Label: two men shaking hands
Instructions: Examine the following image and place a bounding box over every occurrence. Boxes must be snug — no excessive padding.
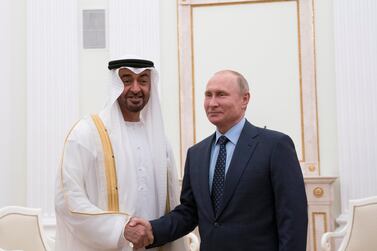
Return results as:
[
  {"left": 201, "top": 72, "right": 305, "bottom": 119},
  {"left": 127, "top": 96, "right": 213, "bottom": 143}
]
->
[{"left": 124, "top": 218, "right": 153, "bottom": 249}]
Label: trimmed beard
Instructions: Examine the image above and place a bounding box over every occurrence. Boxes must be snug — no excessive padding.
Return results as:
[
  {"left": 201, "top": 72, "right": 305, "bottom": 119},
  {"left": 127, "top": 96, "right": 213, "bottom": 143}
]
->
[{"left": 118, "top": 95, "right": 149, "bottom": 113}]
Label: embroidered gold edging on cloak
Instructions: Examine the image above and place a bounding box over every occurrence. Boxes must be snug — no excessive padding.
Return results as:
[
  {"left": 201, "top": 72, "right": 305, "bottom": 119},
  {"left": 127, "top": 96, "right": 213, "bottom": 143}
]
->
[
  {"left": 91, "top": 114, "right": 120, "bottom": 212},
  {"left": 59, "top": 116, "right": 129, "bottom": 216}
]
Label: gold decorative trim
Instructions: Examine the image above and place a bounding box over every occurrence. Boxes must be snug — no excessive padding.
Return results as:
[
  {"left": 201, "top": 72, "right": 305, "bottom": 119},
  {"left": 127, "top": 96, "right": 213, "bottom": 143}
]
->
[
  {"left": 308, "top": 164, "right": 316, "bottom": 172},
  {"left": 189, "top": 0, "right": 296, "bottom": 7},
  {"left": 313, "top": 187, "right": 324, "bottom": 198},
  {"left": 312, "top": 0, "right": 321, "bottom": 175},
  {"left": 190, "top": 7, "right": 197, "bottom": 143},
  {"left": 177, "top": 0, "right": 184, "bottom": 173},
  {"left": 59, "top": 118, "right": 130, "bottom": 217},
  {"left": 312, "top": 212, "right": 328, "bottom": 251},
  {"left": 91, "top": 114, "right": 119, "bottom": 212},
  {"left": 295, "top": 0, "right": 306, "bottom": 162}
]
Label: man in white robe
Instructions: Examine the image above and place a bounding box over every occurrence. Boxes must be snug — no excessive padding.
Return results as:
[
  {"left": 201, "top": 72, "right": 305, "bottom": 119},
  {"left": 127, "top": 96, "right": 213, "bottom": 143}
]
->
[{"left": 55, "top": 55, "right": 188, "bottom": 251}]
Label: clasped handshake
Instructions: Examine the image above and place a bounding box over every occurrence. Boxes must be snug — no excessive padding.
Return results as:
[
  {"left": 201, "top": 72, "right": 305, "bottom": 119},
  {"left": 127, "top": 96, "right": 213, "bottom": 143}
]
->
[{"left": 124, "top": 217, "right": 154, "bottom": 249}]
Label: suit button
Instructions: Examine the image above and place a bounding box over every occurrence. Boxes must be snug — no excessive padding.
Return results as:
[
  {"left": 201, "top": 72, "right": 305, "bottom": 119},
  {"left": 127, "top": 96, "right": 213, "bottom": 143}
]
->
[{"left": 214, "top": 222, "right": 219, "bottom": 227}]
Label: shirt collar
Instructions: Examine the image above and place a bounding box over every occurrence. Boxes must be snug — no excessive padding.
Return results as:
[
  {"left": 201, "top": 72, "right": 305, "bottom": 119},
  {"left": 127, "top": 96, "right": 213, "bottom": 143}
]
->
[{"left": 215, "top": 117, "right": 246, "bottom": 145}]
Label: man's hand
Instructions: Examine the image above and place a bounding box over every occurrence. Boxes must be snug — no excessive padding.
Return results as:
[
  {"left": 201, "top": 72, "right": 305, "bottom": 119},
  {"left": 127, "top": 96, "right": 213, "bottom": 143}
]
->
[{"left": 124, "top": 217, "right": 154, "bottom": 249}]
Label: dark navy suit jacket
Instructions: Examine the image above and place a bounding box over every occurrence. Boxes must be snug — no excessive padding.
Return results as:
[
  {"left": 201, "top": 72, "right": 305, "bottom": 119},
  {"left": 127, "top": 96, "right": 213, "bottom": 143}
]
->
[{"left": 150, "top": 121, "right": 308, "bottom": 251}]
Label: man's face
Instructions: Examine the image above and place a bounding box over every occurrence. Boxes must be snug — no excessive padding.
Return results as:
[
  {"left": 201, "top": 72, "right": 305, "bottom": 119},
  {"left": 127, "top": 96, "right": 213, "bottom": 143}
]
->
[
  {"left": 117, "top": 68, "right": 151, "bottom": 115},
  {"left": 204, "top": 72, "right": 249, "bottom": 133}
]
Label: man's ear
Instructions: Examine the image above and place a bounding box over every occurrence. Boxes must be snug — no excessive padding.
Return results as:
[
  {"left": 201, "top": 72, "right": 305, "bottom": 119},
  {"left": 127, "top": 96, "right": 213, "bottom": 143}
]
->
[{"left": 241, "top": 92, "right": 250, "bottom": 110}]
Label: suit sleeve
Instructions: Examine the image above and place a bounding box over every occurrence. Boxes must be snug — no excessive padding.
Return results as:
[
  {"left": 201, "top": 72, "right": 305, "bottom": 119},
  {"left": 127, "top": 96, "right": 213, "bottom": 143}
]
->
[
  {"left": 149, "top": 148, "right": 198, "bottom": 247},
  {"left": 270, "top": 134, "right": 308, "bottom": 251}
]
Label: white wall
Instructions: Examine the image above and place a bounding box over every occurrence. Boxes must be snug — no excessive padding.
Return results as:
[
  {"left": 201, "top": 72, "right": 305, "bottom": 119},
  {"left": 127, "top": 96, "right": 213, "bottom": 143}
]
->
[
  {"left": 26, "top": 0, "right": 80, "bottom": 226},
  {"left": 334, "top": 0, "right": 377, "bottom": 214},
  {"left": 159, "top": 0, "right": 181, "bottom": 171},
  {"left": 0, "top": 0, "right": 27, "bottom": 207},
  {"left": 79, "top": 0, "right": 109, "bottom": 116}
]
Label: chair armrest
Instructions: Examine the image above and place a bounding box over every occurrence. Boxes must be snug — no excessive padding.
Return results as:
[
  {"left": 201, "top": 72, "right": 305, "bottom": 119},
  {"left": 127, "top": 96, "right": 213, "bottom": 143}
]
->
[
  {"left": 46, "top": 235, "right": 55, "bottom": 251},
  {"left": 321, "top": 226, "right": 347, "bottom": 251},
  {"left": 187, "top": 233, "right": 199, "bottom": 251}
]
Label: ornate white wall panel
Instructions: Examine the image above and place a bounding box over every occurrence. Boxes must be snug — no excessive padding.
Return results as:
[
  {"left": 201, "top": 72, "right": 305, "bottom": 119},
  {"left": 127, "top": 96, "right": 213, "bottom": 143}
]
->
[
  {"left": 108, "top": 0, "right": 160, "bottom": 68},
  {"left": 334, "top": 0, "right": 377, "bottom": 212},
  {"left": 177, "top": 0, "right": 320, "bottom": 175},
  {"left": 27, "top": 0, "right": 80, "bottom": 227}
]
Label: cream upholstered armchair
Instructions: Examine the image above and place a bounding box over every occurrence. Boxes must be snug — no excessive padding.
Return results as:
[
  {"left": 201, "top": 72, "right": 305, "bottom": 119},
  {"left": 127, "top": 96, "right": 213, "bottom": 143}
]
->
[
  {"left": 321, "top": 196, "right": 377, "bottom": 251},
  {"left": 0, "top": 206, "right": 54, "bottom": 251},
  {"left": 0, "top": 206, "right": 196, "bottom": 251}
]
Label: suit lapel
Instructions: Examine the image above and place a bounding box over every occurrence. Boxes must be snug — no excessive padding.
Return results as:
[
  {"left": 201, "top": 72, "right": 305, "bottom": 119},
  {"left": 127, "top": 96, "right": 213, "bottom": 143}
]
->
[
  {"left": 216, "top": 121, "right": 259, "bottom": 218},
  {"left": 198, "top": 133, "right": 216, "bottom": 219}
]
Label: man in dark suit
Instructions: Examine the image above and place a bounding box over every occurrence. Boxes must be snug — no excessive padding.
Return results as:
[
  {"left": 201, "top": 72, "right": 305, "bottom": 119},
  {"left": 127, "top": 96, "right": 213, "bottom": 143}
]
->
[{"left": 126, "top": 70, "right": 308, "bottom": 251}]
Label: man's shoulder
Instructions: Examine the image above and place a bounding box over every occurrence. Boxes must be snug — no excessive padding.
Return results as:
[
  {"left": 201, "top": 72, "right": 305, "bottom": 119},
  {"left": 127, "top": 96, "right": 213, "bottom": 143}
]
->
[
  {"left": 66, "top": 115, "right": 98, "bottom": 142},
  {"left": 189, "top": 134, "right": 214, "bottom": 153},
  {"left": 250, "top": 123, "right": 293, "bottom": 145},
  {"left": 255, "top": 126, "right": 286, "bottom": 138},
  {"left": 62, "top": 115, "right": 103, "bottom": 157}
]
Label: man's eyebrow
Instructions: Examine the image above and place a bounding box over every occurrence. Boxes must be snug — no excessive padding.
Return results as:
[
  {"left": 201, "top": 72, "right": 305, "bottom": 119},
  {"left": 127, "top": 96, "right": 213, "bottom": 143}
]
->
[
  {"left": 120, "top": 73, "right": 133, "bottom": 78},
  {"left": 139, "top": 73, "right": 150, "bottom": 78}
]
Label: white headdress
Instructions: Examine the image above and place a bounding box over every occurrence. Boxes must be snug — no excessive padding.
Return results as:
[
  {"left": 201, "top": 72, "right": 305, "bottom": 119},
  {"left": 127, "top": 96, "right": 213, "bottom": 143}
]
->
[{"left": 99, "top": 54, "right": 168, "bottom": 216}]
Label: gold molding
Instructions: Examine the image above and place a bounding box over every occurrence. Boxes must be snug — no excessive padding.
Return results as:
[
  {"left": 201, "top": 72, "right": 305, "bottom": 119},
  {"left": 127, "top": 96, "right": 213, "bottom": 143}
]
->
[
  {"left": 312, "top": 212, "right": 328, "bottom": 251},
  {"left": 295, "top": 0, "right": 306, "bottom": 162},
  {"left": 177, "top": 0, "right": 184, "bottom": 173},
  {"left": 312, "top": 0, "right": 321, "bottom": 175},
  {"left": 308, "top": 164, "right": 316, "bottom": 172},
  {"left": 313, "top": 187, "right": 324, "bottom": 198},
  {"left": 187, "top": 0, "right": 296, "bottom": 7},
  {"left": 190, "top": 7, "right": 197, "bottom": 143}
]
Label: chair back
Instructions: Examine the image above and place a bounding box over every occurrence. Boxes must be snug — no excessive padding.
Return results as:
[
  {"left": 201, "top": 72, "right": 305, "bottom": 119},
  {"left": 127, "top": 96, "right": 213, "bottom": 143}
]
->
[
  {"left": 340, "top": 196, "right": 377, "bottom": 251},
  {"left": 0, "top": 206, "right": 49, "bottom": 251}
]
